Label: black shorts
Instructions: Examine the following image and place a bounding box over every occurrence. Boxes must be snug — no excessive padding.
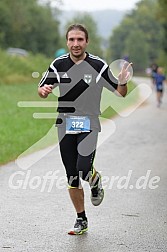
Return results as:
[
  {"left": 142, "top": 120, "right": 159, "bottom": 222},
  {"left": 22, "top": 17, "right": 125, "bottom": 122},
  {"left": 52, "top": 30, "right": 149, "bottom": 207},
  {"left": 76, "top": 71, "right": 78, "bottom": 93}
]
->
[
  {"left": 58, "top": 127, "right": 98, "bottom": 188},
  {"left": 156, "top": 89, "right": 163, "bottom": 93}
]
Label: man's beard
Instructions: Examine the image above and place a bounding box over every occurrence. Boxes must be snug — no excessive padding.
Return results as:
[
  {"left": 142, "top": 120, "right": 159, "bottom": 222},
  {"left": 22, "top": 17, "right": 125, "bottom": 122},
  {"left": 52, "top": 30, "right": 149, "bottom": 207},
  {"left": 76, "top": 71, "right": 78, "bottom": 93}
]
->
[{"left": 71, "top": 49, "right": 84, "bottom": 58}]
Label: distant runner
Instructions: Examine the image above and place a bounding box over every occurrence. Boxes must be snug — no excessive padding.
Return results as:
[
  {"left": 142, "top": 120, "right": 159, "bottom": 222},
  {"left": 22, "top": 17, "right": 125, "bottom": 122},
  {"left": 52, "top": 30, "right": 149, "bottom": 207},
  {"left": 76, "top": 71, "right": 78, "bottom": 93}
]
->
[{"left": 152, "top": 67, "right": 166, "bottom": 107}]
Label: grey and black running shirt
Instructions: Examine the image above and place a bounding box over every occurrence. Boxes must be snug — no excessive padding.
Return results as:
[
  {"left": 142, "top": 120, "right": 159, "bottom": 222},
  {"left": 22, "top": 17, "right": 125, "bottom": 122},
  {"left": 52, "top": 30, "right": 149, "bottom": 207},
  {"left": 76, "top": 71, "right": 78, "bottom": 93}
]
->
[{"left": 39, "top": 52, "right": 118, "bottom": 130}]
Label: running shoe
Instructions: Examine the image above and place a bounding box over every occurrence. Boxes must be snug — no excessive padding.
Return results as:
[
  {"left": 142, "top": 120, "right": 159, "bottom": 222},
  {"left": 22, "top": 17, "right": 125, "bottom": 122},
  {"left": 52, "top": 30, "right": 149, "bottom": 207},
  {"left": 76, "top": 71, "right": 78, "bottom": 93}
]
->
[
  {"left": 68, "top": 217, "right": 88, "bottom": 235},
  {"left": 90, "top": 172, "right": 104, "bottom": 206}
]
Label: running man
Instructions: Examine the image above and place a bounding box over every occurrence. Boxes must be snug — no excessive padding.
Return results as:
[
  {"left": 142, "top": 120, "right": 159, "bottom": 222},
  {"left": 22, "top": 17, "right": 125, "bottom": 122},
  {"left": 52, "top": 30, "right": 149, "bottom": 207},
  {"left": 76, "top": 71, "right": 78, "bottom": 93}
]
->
[
  {"left": 38, "top": 24, "right": 132, "bottom": 235},
  {"left": 152, "top": 67, "right": 166, "bottom": 107}
]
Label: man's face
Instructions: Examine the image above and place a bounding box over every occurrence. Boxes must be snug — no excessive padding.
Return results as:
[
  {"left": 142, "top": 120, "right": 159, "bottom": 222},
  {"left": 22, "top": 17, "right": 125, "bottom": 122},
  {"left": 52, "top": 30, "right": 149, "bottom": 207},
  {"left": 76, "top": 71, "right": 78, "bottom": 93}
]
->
[{"left": 67, "top": 29, "right": 88, "bottom": 58}]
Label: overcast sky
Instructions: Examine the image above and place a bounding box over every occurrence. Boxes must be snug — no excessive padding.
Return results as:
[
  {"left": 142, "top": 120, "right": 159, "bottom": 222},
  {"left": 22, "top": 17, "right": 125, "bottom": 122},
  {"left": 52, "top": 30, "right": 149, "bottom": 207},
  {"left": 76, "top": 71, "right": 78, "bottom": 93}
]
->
[{"left": 55, "top": 0, "right": 140, "bottom": 11}]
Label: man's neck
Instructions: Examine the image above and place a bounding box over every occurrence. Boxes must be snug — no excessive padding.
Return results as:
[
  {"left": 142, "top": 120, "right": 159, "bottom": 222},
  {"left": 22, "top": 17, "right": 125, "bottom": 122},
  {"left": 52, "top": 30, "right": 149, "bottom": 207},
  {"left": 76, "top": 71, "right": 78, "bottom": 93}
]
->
[{"left": 70, "top": 52, "right": 87, "bottom": 64}]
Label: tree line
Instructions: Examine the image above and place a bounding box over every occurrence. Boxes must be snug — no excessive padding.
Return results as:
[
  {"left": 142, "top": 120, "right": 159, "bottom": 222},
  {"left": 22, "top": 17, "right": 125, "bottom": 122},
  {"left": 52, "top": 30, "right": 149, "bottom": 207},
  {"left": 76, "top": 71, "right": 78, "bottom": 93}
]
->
[
  {"left": 0, "top": 0, "right": 166, "bottom": 72},
  {"left": 0, "top": 0, "right": 103, "bottom": 57},
  {"left": 0, "top": 0, "right": 61, "bottom": 56}
]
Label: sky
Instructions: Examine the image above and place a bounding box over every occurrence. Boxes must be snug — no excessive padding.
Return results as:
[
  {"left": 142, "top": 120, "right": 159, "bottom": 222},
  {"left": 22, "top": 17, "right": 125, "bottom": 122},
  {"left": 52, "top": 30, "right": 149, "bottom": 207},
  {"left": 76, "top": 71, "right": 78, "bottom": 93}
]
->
[{"left": 54, "top": 0, "right": 140, "bottom": 11}]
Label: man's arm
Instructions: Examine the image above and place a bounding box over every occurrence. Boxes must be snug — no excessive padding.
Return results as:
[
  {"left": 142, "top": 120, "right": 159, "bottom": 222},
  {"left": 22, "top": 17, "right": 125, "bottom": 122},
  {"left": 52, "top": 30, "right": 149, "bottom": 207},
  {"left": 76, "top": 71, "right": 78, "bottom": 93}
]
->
[
  {"left": 100, "top": 62, "right": 132, "bottom": 97},
  {"left": 116, "top": 84, "right": 127, "bottom": 97}
]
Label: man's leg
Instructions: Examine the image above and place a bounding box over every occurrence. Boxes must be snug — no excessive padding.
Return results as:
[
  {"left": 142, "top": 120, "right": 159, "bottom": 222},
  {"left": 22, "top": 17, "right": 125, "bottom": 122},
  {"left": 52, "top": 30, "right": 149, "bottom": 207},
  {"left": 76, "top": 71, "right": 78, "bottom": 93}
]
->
[
  {"left": 68, "top": 188, "right": 85, "bottom": 213},
  {"left": 58, "top": 128, "right": 88, "bottom": 234},
  {"left": 77, "top": 131, "right": 104, "bottom": 206},
  {"left": 157, "top": 91, "right": 161, "bottom": 107},
  {"left": 58, "top": 130, "right": 83, "bottom": 210}
]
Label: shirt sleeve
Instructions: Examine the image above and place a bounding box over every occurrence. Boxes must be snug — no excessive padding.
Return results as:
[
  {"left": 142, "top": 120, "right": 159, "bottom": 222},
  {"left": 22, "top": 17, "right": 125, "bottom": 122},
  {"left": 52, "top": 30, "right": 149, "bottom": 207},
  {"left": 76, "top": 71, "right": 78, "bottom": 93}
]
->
[
  {"left": 100, "top": 66, "right": 118, "bottom": 92},
  {"left": 38, "top": 63, "right": 59, "bottom": 87}
]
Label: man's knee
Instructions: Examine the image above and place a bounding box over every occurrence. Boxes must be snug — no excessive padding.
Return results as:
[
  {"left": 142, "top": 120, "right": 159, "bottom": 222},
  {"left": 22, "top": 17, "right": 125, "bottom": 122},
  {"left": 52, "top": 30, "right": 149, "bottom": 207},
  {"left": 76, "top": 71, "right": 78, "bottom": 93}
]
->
[{"left": 67, "top": 174, "right": 80, "bottom": 188}]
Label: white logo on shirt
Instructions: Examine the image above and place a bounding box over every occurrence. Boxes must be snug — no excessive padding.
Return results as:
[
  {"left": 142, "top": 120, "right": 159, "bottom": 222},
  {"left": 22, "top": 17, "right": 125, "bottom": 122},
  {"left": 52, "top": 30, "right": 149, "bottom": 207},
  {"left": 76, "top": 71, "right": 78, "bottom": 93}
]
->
[
  {"left": 84, "top": 74, "right": 92, "bottom": 84},
  {"left": 62, "top": 73, "right": 69, "bottom": 78}
]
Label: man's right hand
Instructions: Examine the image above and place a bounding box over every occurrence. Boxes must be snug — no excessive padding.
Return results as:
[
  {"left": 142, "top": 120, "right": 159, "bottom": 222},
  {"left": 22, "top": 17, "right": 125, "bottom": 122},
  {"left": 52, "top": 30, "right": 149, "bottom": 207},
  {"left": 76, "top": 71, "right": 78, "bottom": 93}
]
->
[{"left": 38, "top": 84, "right": 53, "bottom": 98}]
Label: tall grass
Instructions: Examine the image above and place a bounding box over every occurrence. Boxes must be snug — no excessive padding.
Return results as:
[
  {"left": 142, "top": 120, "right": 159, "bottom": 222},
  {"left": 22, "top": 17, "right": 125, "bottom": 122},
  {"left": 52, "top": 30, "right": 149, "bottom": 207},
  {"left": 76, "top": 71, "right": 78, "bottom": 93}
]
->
[
  {"left": 0, "top": 49, "right": 52, "bottom": 84},
  {"left": 0, "top": 83, "right": 57, "bottom": 164}
]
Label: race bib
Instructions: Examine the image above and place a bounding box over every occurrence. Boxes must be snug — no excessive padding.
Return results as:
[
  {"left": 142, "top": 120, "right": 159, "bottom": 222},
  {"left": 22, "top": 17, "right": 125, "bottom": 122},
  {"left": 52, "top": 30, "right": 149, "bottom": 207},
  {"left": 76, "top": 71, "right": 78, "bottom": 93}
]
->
[{"left": 66, "top": 116, "right": 90, "bottom": 134}]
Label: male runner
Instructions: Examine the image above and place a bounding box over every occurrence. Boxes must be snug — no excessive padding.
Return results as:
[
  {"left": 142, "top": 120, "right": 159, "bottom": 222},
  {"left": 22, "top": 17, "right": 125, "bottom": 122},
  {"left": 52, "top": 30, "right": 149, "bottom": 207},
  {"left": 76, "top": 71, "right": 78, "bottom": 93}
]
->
[{"left": 38, "top": 24, "right": 131, "bottom": 235}]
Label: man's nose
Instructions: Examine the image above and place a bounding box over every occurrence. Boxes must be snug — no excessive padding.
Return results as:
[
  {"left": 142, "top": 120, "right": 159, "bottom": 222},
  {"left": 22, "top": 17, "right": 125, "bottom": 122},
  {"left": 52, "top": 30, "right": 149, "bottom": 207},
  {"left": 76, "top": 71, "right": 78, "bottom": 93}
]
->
[{"left": 73, "top": 39, "right": 79, "bottom": 46}]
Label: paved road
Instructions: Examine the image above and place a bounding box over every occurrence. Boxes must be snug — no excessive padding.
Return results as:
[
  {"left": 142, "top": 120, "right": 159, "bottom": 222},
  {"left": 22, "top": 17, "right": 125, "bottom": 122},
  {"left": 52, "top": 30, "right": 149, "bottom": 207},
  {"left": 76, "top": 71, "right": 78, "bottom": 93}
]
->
[{"left": 0, "top": 77, "right": 167, "bottom": 252}]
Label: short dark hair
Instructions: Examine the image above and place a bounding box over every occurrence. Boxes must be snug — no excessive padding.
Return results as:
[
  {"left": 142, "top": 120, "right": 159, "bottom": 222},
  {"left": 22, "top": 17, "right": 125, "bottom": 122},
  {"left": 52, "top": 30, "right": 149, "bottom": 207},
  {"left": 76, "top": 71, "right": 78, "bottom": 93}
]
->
[{"left": 66, "top": 24, "right": 89, "bottom": 42}]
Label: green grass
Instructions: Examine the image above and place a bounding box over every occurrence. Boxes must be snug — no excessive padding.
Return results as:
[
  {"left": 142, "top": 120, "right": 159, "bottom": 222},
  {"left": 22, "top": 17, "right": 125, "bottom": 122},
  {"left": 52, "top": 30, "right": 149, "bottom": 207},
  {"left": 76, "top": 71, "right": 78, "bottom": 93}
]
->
[
  {"left": 0, "top": 83, "right": 57, "bottom": 164},
  {"left": 0, "top": 49, "right": 57, "bottom": 164},
  {"left": 100, "top": 81, "right": 138, "bottom": 119}
]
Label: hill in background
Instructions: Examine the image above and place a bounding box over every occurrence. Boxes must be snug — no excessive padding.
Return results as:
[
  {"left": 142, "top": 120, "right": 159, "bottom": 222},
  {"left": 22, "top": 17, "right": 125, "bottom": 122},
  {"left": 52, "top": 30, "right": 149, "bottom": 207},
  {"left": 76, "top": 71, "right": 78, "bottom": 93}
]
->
[{"left": 58, "top": 9, "right": 126, "bottom": 38}]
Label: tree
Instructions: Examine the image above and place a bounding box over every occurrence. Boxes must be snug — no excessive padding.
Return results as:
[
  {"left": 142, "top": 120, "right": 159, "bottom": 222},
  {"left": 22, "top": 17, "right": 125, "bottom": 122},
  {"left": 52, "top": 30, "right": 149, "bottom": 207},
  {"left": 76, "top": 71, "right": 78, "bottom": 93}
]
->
[
  {"left": 0, "top": 0, "right": 61, "bottom": 56},
  {"left": 128, "top": 0, "right": 163, "bottom": 62},
  {"left": 157, "top": 0, "right": 167, "bottom": 58},
  {"left": 124, "top": 29, "right": 149, "bottom": 72},
  {"left": 108, "top": 16, "right": 134, "bottom": 60},
  {"left": 108, "top": 0, "right": 164, "bottom": 72}
]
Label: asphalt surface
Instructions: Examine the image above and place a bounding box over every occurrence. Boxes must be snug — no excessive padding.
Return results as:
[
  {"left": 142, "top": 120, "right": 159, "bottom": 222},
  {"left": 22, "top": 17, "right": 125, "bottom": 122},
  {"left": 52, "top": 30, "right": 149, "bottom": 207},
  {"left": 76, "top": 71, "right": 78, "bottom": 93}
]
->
[{"left": 0, "top": 77, "right": 167, "bottom": 252}]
